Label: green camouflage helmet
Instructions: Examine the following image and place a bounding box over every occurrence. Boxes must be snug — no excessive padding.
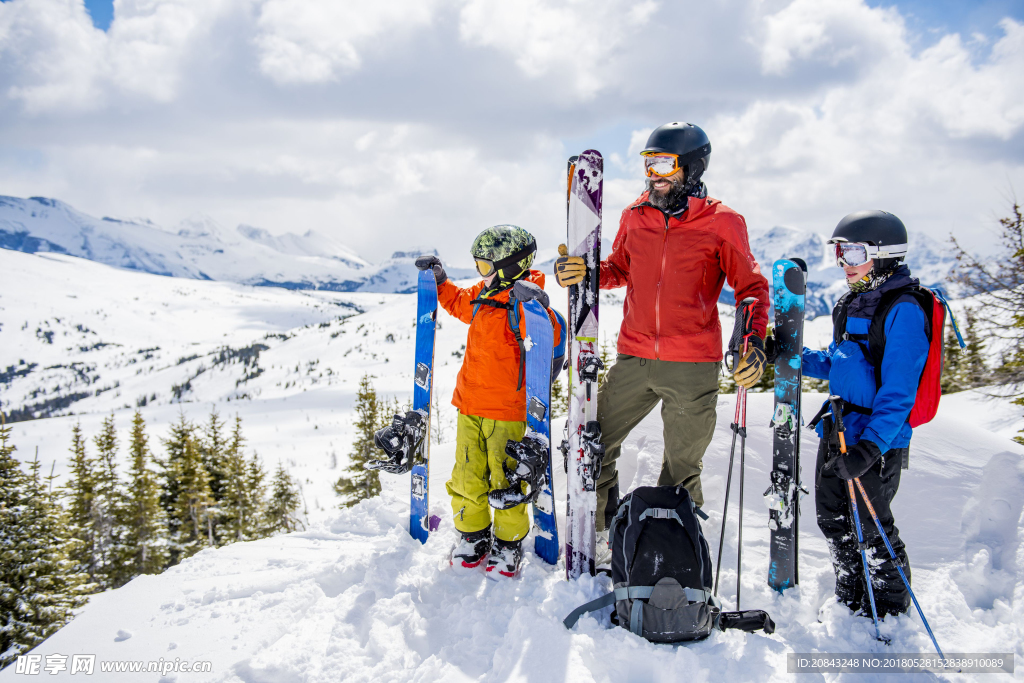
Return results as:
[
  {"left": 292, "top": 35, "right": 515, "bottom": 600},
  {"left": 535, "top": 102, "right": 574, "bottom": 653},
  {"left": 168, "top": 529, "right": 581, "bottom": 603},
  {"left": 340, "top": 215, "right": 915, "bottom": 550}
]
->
[{"left": 470, "top": 224, "right": 537, "bottom": 280}]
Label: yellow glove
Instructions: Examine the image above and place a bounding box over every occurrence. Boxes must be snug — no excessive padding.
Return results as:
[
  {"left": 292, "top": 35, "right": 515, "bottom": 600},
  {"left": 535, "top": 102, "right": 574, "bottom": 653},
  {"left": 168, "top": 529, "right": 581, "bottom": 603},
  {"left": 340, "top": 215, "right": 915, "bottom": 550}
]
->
[
  {"left": 554, "top": 244, "right": 586, "bottom": 288},
  {"left": 733, "top": 336, "right": 767, "bottom": 389}
]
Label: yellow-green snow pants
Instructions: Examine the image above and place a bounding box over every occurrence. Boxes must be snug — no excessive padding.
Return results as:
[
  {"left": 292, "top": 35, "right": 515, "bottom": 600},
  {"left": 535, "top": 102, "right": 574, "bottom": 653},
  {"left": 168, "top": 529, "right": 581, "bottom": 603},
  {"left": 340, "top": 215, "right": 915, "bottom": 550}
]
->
[{"left": 446, "top": 413, "right": 529, "bottom": 542}]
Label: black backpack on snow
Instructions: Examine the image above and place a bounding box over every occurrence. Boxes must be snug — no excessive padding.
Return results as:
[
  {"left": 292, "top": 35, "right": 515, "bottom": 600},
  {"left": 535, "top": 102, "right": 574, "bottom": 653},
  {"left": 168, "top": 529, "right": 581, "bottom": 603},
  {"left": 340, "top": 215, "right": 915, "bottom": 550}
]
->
[{"left": 563, "top": 486, "right": 775, "bottom": 642}]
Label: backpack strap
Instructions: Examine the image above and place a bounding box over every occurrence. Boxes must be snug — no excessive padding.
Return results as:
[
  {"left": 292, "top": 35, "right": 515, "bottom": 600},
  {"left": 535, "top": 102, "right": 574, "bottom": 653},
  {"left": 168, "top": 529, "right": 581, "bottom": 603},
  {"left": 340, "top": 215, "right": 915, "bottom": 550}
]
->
[
  {"left": 864, "top": 286, "right": 934, "bottom": 388},
  {"left": 562, "top": 585, "right": 716, "bottom": 630},
  {"left": 469, "top": 294, "right": 528, "bottom": 391}
]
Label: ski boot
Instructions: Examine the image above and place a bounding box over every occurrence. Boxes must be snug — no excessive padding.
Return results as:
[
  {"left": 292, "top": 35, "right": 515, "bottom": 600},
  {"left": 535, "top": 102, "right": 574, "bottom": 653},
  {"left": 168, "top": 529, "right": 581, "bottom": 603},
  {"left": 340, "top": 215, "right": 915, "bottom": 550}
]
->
[
  {"left": 450, "top": 527, "right": 491, "bottom": 573},
  {"left": 485, "top": 537, "right": 524, "bottom": 580}
]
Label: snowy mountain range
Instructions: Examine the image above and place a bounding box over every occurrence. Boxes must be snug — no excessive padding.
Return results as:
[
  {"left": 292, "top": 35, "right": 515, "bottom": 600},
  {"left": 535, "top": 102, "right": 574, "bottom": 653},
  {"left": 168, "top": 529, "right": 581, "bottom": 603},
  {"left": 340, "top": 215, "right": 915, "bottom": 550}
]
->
[
  {"left": 2, "top": 195, "right": 956, "bottom": 314},
  {"left": 0, "top": 196, "right": 474, "bottom": 294}
]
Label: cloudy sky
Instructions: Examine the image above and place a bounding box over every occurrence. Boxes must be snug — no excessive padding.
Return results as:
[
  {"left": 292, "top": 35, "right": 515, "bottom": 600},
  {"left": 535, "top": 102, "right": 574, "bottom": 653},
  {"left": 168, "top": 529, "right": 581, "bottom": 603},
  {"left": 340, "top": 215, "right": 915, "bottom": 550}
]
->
[{"left": 1, "top": 0, "right": 1022, "bottom": 265}]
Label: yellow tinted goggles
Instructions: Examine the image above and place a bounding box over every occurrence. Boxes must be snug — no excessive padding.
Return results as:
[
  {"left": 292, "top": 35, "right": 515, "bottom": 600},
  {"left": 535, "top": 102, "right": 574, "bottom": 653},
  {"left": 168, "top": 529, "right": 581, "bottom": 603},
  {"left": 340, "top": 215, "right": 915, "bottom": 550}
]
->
[{"left": 475, "top": 259, "right": 495, "bottom": 277}]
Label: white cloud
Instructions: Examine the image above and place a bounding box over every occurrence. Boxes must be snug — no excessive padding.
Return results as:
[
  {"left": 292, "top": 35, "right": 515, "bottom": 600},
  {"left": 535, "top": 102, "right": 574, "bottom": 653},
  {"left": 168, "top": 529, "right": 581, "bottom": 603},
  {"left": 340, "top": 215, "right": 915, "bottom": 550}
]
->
[
  {"left": 0, "top": 0, "right": 107, "bottom": 112},
  {"left": 0, "top": 0, "right": 1021, "bottom": 263},
  {"left": 458, "top": 0, "right": 657, "bottom": 99},
  {"left": 254, "top": 0, "right": 441, "bottom": 84},
  {"left": 758, "top": 0, "right": 907, "bottom": 75}
]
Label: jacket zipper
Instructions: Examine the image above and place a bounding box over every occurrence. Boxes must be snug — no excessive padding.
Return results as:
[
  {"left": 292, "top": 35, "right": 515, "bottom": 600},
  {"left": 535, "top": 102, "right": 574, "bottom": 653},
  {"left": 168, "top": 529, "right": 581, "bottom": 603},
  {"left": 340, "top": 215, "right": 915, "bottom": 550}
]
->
[{"left": 655, "top": 211, "right": 670, "bottom": 359}]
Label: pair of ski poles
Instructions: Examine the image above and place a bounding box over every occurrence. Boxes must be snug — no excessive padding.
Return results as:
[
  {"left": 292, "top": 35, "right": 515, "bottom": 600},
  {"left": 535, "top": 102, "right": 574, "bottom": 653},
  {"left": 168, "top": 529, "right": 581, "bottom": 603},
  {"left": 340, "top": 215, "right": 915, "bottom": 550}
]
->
[
  {"left": 828, "top": 396, "right": 945, "bottom": 657},
  {"left": 714, "top": 297, "right": 757, "bottom": 609}
]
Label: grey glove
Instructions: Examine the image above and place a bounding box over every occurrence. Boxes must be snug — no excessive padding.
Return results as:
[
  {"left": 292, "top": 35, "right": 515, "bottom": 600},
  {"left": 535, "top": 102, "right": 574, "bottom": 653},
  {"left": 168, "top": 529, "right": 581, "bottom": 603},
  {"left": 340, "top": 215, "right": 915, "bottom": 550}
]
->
[
  {"left": 512, "top": 279, "right": 549, "bottom": 309},
  {"left": 414, "top": 255, "right": 446, "bottom": 285}
]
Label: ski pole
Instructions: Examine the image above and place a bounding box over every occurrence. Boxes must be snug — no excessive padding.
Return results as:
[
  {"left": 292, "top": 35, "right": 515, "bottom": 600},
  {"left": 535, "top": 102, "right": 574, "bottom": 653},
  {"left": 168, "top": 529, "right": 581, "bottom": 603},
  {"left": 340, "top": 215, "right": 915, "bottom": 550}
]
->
[
  {"left": 736, "top": 382, "right": 748, "bottom": 610},
  {"left": 714, "top": 385, "right": 742, "bottom": 596},
  {"left": 715, "top": 298, "right": 756, "bottom": 603},
  {"left": 829, "top": 396, "right": 883, "bottom": 643},
  {"left": 853, "top": 476, "right": 946, "bottom": 659}
]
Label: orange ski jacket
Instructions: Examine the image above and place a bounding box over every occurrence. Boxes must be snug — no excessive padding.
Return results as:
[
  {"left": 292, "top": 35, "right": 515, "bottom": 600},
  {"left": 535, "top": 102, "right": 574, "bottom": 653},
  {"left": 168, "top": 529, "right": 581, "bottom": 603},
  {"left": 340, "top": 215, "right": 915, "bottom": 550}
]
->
[
  {"left": 600, "top": 193, "right": 769, "bottom": 362},
  {"left": 438, "top": 270, "right": 562, "bottom": 422}
]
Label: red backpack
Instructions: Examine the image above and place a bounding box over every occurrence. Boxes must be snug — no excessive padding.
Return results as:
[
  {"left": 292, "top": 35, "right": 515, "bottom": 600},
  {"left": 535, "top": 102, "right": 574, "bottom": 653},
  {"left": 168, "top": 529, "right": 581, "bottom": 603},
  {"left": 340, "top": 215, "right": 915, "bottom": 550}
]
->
[{"left": 833, "top": 285, "right": 964, "bottom": 427}]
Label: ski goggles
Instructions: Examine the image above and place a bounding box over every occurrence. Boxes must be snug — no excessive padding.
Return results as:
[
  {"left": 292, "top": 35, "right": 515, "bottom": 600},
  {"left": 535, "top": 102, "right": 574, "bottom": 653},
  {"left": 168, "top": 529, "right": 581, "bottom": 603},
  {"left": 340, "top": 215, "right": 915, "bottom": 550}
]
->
[
  {"left": 828, "top": 238, "right": 908, "bottom": 267},
  {"left": 641, "top": 152, "right": 681, "bottom": 178},
  {"left": 473, "top": 240, "right": 537, "bottom": 278},
  {"left": 475, "top": 259, "right": 496, "bottom": 277}
]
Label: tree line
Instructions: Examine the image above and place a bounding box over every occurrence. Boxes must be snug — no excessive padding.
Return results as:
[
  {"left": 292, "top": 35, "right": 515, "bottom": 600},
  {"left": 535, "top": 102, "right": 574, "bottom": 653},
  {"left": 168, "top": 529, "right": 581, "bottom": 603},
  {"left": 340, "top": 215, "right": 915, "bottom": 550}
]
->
[{"left": 0, "top": 409, "right": 303, "bottom": 669}]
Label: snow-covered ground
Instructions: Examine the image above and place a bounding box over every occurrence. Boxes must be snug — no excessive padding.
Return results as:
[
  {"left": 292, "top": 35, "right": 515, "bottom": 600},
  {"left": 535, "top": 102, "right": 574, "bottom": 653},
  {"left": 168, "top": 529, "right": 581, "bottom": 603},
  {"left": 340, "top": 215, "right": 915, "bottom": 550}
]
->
[{"left": 2, "top": 249, "right": 1022, "bottom": 681}]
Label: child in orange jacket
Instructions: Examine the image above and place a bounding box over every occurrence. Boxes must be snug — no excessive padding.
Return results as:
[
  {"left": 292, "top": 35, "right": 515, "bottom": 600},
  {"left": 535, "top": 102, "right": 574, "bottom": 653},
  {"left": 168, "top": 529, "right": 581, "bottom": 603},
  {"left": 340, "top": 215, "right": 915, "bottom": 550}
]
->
[{"left": 416, "top": 224, "right": 561, "bottom": 579}]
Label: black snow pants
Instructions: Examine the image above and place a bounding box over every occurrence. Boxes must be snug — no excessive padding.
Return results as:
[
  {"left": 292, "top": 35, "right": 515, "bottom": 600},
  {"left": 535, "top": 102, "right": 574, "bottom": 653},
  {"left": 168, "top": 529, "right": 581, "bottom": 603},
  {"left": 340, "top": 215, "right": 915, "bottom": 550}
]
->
[{"left": 815, "top": 437, "right": 911, "bottom": 618}]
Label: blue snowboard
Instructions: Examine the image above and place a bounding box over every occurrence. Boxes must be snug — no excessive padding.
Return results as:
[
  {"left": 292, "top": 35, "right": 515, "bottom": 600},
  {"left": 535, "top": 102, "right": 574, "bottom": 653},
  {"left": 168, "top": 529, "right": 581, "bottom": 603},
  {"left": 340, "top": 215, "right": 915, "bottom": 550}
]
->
[
  {"left": 522, "top": 299, "right": 559, "bottom": 565},
  {"left": 766, "top": 258, "right": 806, "bottom": 590},
  {"left": 410, "top": 270, "right": 438, "bottom": 544}
]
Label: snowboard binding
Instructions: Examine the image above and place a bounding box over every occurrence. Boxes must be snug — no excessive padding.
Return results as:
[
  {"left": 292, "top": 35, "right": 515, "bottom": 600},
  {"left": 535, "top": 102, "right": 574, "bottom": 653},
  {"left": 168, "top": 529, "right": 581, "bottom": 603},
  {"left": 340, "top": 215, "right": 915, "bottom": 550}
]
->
[
  {"left": 489, "top": 432, "right": 549, "bottom": 509},
  {"left": 367, "top": 409, "right": 427, "bottom": 474}
]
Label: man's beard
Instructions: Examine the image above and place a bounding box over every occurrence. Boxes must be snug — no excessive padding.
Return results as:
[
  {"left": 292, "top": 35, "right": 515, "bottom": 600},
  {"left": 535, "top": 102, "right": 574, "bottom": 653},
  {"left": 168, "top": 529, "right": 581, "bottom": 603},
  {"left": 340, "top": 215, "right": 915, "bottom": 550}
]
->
[{"left": 646, "top": 175, "right": 690, "bottom": 212}]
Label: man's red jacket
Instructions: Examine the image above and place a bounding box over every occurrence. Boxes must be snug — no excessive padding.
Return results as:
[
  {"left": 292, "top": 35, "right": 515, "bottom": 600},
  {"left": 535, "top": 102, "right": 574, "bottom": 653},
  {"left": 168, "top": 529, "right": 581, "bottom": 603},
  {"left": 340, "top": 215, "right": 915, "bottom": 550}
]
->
[{"left": 600, "top": 192, "right": 769, "bottom": 362}]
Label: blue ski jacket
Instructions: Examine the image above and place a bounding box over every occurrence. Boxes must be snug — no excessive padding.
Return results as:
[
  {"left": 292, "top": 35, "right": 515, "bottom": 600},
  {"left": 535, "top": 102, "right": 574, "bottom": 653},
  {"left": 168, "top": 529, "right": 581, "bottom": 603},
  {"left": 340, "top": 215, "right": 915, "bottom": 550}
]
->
[{"left": 802, "top": 267, "right": 929, "bottom": 452}]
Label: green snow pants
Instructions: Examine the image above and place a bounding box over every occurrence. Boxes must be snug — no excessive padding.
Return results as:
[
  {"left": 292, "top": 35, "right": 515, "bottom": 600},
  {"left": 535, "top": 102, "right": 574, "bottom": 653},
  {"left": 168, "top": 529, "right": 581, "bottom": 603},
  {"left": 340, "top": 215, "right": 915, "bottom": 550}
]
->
[
  {"left": 595, "top": 355, "right": 720, "bottom": 530},
  {"left": 446, "top": 413, "right": 529, "bottom": 542}
]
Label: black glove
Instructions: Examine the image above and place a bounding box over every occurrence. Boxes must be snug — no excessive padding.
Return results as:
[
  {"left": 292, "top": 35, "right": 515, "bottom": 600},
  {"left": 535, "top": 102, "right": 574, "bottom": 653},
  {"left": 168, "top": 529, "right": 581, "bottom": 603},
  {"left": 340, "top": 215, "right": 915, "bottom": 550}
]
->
[
  {"left": 414, "top": 255, "right": 446, "bottom": 285},
  {"left": 512, "top": 279, "right": 550, "bottom": 309},
  {"left": 764, "top": 334, "right": 779, "bottom": 364},
  {"left": 835, "top": 440, "right": 882, "bottom": 480}
]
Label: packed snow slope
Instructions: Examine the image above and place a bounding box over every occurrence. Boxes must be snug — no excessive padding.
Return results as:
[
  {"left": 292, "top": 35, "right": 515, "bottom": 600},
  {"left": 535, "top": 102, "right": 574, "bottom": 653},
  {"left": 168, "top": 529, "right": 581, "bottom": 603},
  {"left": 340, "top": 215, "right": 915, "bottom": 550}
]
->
[
  {"left": 3, "top": 397, "right": 1021, "bottom": 682},
  {"left": 2, "top": 249, "right": 1020, "bottom": 682}
]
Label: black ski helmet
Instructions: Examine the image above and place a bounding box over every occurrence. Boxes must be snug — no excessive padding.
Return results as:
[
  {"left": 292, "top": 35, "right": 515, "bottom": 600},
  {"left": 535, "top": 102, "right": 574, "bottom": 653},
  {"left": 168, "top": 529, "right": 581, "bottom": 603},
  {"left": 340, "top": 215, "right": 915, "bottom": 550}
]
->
[
  {"left": 828, "top": 210, "right": 909, "bottom": 270},
  {"left": 642, "top": 122, "right": 712, "bottom": 190}
]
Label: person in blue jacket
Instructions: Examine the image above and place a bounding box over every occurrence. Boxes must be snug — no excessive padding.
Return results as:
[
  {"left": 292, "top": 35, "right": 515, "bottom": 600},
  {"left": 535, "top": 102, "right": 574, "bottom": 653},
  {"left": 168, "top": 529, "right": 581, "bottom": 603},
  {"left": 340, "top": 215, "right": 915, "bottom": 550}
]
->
[{"left": 802, "top": 210, "right": 929, "bottom": 618}]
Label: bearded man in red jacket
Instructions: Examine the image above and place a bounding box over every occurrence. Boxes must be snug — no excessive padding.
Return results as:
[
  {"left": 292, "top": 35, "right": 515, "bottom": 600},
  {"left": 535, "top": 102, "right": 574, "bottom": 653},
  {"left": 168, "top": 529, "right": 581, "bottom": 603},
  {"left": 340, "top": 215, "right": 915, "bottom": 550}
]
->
[{"left": 556, "top": 122, "right": 770, "bottom": 555}]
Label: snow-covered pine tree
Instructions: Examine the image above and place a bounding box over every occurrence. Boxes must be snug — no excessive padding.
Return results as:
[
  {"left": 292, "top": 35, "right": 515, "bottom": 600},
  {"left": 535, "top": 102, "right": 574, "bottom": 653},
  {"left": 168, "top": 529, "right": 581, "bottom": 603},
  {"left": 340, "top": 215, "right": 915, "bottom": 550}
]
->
[
  {"left": 0, "top": 420, "right": 87, "bottom": 669},
  {"left": 93, "top": 413, "right": 127, "bottom": 588},
  {"left": 551, "top": 375, "right": 567, "bottom": 419},
  {"left": 159, "top": 411, "right": 194, "bottom": 565},
  {"left": 333, "top": 374, "right": 382, "bottom": 507},
  {"left": 170, "top": 434, "right": 215, "bottom": 561},
  {"left": 267, "top": 463, "right": 303, "bottom": 534},
  {"left": 63, "top": 423, "right": 99, "bottom": 591},
  {"left": 121, "top": 411, "right": 168, "bottom": 577},
  {"left": 199, "top": 409, "right": 228, "bottom": 545},
  {"left": 221, "top": 415, "right": 267, "bottom": 542}
]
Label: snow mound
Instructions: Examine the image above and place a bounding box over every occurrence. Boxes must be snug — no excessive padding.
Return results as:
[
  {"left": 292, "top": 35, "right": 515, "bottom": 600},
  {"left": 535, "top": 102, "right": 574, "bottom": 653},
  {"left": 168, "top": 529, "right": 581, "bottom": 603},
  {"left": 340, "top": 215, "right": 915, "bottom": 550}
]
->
[{"left": 6, "top": 391, "right": 1022, "bottom": 682}]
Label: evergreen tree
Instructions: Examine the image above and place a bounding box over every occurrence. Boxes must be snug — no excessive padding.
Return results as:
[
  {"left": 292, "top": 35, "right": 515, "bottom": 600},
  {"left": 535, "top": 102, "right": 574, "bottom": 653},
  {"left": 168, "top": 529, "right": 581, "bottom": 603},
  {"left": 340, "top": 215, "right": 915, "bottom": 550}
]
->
[
  {"left": 334, "top": 374, "right": 382, "bottom": 507},
  {"left": 92, "top": 413, "right": 126, "bottom": 588},
  {"left": 63, "top": 423, "right": 99, "bottom": 590},
  {"left": 159, "top": 411, "right": 194, "bottom": 566},
  {"left": 121, "top": 411, "right": 168, "bottom": 577},
  {"left": 198, "top": 409, "right": 228, "bottom": 546},
  {"left": 961, "top": 307, "right": 988, "bottom": 388},
  {"left": 170, "top": 435, "right": 215, "bottom": 561},
  {"left": 220, "top": 416, "right": 267, "bottom": 543},
  {"left": 550, "top": 375, "right": 567, "bottom": 419},
  {"left": 950, "top": 203, "right": 1024, "bottom": 382},
  {"left": 267, "top": 463, "right": 303, "bottom": 534},
  {"left": 0, "top": 420, "right": 88, "bottom": 668},
  {"left": 942, "top": 306, "right": 988, "bottom": 394}
]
